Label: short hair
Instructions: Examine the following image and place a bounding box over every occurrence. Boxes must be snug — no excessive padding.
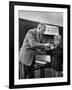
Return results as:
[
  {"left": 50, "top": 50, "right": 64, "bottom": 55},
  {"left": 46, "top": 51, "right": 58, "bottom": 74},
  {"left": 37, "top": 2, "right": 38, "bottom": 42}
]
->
[{"left": 37, "top": 23, "right": 46, "bottom": 29}]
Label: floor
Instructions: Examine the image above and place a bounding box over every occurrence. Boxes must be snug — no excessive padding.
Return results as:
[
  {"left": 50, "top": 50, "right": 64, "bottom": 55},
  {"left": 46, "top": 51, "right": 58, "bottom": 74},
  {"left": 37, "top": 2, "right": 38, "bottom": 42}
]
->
[{"left": 19, "top": 65, "right": 63, "bottom": 79}]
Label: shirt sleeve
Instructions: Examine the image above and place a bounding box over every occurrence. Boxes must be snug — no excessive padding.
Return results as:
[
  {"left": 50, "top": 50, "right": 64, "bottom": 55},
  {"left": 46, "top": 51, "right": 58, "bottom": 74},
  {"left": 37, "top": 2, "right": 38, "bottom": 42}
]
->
[{"left": 27, "top": 31, "right": 44, "bottom": 48}]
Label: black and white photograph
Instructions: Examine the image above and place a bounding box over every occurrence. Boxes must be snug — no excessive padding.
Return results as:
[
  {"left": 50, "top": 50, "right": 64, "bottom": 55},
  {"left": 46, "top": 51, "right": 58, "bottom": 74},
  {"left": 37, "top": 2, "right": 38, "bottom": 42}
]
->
[
  {"left": 9, "top": 1, "right": 70, "bottom": 89},
  {"left": 19, "top": 11, "right": 63, "bottom": 79}
]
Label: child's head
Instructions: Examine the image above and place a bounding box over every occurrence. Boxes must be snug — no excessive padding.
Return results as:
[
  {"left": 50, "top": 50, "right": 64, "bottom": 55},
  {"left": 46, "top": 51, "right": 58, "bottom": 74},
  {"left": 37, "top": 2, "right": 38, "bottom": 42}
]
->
[{"left": 54, "top": 35, "right": 61, "bottom": 46}]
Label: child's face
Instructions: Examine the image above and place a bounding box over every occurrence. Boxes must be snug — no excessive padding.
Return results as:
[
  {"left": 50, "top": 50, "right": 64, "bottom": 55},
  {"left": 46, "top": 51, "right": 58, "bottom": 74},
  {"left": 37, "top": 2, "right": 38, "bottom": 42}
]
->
[{"left": 54, "top": 39, "right": 60, "bottom": 46}]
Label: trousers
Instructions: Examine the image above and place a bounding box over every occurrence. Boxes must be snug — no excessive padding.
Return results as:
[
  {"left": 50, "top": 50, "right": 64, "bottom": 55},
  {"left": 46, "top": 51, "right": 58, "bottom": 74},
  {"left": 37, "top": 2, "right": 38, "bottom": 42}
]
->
[{"left": 23, "top": 55, "right": 35, "bottom": 79}]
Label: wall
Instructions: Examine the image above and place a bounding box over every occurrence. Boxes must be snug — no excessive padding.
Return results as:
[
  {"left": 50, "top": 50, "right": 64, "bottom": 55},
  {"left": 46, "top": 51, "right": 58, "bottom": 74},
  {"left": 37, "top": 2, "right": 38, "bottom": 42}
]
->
[{"left": 19, "top": 10, "right": 63, "bottom": 26}]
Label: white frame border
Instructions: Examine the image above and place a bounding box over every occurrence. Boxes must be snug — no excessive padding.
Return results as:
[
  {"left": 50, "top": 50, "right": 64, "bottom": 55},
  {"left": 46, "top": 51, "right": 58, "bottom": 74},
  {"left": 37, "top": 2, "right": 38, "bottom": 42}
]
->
[{"left": 14, "top": 5, "right": 68, "bottom": 85}]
